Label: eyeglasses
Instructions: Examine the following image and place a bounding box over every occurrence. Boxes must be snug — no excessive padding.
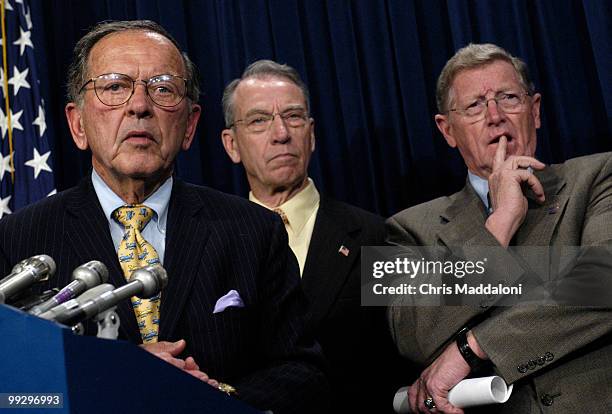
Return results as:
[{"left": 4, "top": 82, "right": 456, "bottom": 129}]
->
[
  {"left": 449, "top": 92, "right": 531, "bottom": 120},
  {"left": 79, "top": 73, "right": 188, "bottom": 107},
  {"left": 230, "top": 110, "right": 309, "bottom": 133}
]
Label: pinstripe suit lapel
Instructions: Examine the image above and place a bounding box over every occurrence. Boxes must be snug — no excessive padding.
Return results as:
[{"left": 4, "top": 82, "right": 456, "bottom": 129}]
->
[
  {"left": 64, "top": 178, "right": 142, "bottom": 343},
  {"left": 158, "top": 180, "right": 211, "bottom": 340}
]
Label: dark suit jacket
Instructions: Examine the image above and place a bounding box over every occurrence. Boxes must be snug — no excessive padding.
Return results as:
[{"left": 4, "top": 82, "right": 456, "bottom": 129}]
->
[
  {"left": 302, "top": 196, "right": 409, "bottom": 413},
  {"left": 0, "top": 177, "right": 329, "bottom": 413},
  {"left": 387, "top": 153, "right": 612, "bottom": 413}
]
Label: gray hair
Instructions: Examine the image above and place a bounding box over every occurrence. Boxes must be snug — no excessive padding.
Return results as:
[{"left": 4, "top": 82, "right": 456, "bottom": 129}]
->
[
  {"left": 67, "top": 20, "right": 200, "bottom": 105},
  {"left": 222, "top": 59, "right": 310, "bottom": 127},
  {"left": 436, "top": 43, "right": 535, "bottom": 113}
]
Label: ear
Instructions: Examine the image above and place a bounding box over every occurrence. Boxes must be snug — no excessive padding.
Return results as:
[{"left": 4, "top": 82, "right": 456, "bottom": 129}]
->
[
  {"left": 65, "top": 102, "right": 89, "bottom": 150},
  {"left": 530, "top": 93, "right": 542, "bottom": 130},
  {"left": 181, "top": 103, "right": 202, "bottom": 151},
  {"left": 221, "top": 128, "right": 242, "bottom": 164},
  {"left": 309, "top": 117, "right": 316, "bottom": 153},
  {"left": 434, "top": 113, "right": 457, "bottom": 148}
]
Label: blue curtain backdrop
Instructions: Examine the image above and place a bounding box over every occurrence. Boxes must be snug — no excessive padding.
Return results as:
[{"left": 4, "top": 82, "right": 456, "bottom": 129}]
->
[{"left": 30, "top": 0, "right": 611, "bottom": 217}]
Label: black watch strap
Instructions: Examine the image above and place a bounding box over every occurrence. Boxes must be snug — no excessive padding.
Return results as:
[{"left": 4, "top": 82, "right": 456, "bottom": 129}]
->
[{"left": 456, "top": 328, "right": 485, "bottom": 370}]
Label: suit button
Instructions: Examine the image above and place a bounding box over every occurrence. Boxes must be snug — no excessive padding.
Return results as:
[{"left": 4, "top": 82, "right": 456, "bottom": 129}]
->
[
  {"left": 544, "top": 352, "right": 554, "bottom": 362},
  {"left": 541, "top": 394, "right": 554, "bottom": 406},
  {"left": 527, "top": 359, "right": 537, "bottom": 370},
  {"left": 517, "top": 364, "right": 528, "bottom": 373},
  {"left": 479, "top": 300, "right": 489, "bottom": 309},
  {"left": 537, "top": 356, "right": 546, "bottom": 365}
]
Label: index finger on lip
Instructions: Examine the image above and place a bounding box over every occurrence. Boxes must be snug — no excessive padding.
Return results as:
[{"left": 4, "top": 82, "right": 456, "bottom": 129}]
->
[{"left": 492, "top": 135, "right": 507, "bottom": 171}]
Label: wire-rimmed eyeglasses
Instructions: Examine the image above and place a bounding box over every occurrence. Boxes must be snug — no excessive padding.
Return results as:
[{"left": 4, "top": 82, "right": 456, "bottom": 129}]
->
[
  {"left": 79, "top": 73, "right": 188, "bottom": 107},
  {"left": 229, "top": 110, "right": 310, "bottom": 133},
  {"left": 449, "top": 92, "right": 532, "bottom": 121}
]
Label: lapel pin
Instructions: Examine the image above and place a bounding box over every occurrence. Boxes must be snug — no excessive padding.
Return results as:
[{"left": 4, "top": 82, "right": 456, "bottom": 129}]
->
[
  {"left": 338, "top": 245, "right": 350, "bottom": 257},
  {"left": 547, "top": 203, "right": 560, "bottom": 215}
]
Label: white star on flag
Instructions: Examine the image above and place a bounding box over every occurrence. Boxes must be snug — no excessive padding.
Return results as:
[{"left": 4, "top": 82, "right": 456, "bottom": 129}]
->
[
  {"left": 32, "top": 104, "right": 46, "bottom": 136},
  {"left": 8, "top": 66, "right": 30, "bottom": 96},
  {"left": 0, "top": 107, "right": 24, "bottom": 139},
  {"left": 24, "top": 148, "right": 52, "bottom": 179},
  {"left": 1, "top": 0, "right": 56, "bottom": 213},
  {"left": 0, "top": 195, "right": 12, "bottom": 219},
  {"left": 13, "top": 27, "right": 33, "bottom": 56},
  {"left": 0, "top": 152, "right": 14, "bottom": 180}
]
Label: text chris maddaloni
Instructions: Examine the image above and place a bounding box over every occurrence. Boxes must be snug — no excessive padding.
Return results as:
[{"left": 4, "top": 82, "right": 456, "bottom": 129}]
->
[{"left": 371, "top": 282, "right": 523, "bottom": 296}]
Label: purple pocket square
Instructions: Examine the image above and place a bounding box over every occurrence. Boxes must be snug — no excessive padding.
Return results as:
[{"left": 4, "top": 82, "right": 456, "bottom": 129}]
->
[{"left": 213, "top": 289, "right": 244, "bottom": 314}]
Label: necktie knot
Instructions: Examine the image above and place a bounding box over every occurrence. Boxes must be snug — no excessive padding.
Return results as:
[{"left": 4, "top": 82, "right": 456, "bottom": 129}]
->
[{"left": 114, "top": 205, "right": 154, "bottom": 231}]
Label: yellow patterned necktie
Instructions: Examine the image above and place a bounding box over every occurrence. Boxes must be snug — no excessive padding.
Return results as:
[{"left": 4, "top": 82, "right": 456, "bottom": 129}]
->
[{"left": 113, "top": 205, "right": 161, "bottom": 344}]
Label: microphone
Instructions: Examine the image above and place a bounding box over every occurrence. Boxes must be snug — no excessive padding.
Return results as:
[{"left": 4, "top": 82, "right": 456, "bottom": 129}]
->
[
  {"left": 0, "top": 257, "right": 33, "bottom": 284},
  {"left": 52, "top": 264, "right": 167, "bottom": 326},
  {"left": 39, "top": 283, "right": 115, "bottom": 321},
  {"left": 0, "top": 255, "right": 56, "bottom": 304},
  {"left": 29, "top": 261, "right": 109, "bottom": 316}
]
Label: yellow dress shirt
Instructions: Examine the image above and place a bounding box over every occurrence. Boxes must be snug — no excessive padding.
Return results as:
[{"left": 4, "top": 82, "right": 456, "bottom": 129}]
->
[{"left": 249, "top": 178, "right": 320, "bottom": 276}]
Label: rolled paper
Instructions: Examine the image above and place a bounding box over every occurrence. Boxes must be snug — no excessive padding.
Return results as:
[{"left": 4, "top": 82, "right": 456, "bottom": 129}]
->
[
  {"left": 393, "top": 376, "right": 513, "bottom": 413},
  {"left": 447, "top": 376, "right": 513, "bottom": 407}
]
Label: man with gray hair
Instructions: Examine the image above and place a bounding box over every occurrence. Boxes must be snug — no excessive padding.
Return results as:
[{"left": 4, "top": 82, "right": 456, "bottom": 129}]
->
[
  {"left": 221, "top": 59, "right": 404, "bottom": 412},
  {"left": 388, "top": 43, "right": 612, "bottom": 413},
  {"left": 0, "top": 20, "right": 329, "bottom": 413}
]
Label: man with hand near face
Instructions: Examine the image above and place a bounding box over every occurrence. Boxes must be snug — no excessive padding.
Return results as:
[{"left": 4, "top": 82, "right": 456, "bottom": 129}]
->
[
  {"left": 387, "top": 44, "right": 612, "bottom": 413},
  {"left": 221, "top": 60, "right": 404, "bottom": 412},
  {"left": 0, "top": 20, "right": 328, "bottom": 413}
]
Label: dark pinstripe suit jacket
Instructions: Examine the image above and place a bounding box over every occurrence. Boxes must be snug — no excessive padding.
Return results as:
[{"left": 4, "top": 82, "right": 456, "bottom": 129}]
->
[{"left": 0, "top": 177, "right": 329, "bottom": 413}]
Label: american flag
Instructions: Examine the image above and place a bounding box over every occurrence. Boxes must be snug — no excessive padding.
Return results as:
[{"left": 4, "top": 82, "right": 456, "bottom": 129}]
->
[{"left": 0, "top": 0, "right": 55, "bottom": 218}]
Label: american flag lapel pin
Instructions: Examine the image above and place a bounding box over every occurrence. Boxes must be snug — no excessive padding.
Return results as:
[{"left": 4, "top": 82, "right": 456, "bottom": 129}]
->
[{"left": 338, "top": 245, "right": 350, "bottom": 257}]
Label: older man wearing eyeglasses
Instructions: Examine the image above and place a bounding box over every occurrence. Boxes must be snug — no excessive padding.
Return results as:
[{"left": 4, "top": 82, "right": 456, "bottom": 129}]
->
[
  {"left": 0, "top": 20, "right": 329, "bottom": 413},
  {"left": 220, "top": 60, "right": 408, "bottom": 412},
  {"left": 387, "top": 43, "right": 612, "bottom": 413}
]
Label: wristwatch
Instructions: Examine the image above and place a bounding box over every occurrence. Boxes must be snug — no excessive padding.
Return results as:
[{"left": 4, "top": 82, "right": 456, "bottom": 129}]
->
[{"left": 456, "top": 328, "right": 486, "bottom": 370}]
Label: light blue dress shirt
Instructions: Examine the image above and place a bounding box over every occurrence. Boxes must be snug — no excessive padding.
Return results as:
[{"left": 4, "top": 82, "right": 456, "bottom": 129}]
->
[
  {"left": 91, "top": 169, "right": 171, "bottom": 264},
  {"left": 468, "top": 171, "right": 491, "bottom": 214}
]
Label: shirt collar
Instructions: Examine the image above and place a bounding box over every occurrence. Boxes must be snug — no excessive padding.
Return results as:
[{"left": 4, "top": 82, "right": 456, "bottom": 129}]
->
[
  {"left": 467, "top": 171, "right": 490, "bottom": 210},
  {"left": 91, "top": 168, "right": 172, "bottom": 232},
  {"left": 249, "top": 178, "right": 320, "bottom": 235}
]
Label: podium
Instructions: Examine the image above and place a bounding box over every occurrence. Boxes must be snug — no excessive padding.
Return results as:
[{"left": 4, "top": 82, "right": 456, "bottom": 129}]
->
[{"left": 0, "top": 304, "right": 261, "bottom": 413}]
